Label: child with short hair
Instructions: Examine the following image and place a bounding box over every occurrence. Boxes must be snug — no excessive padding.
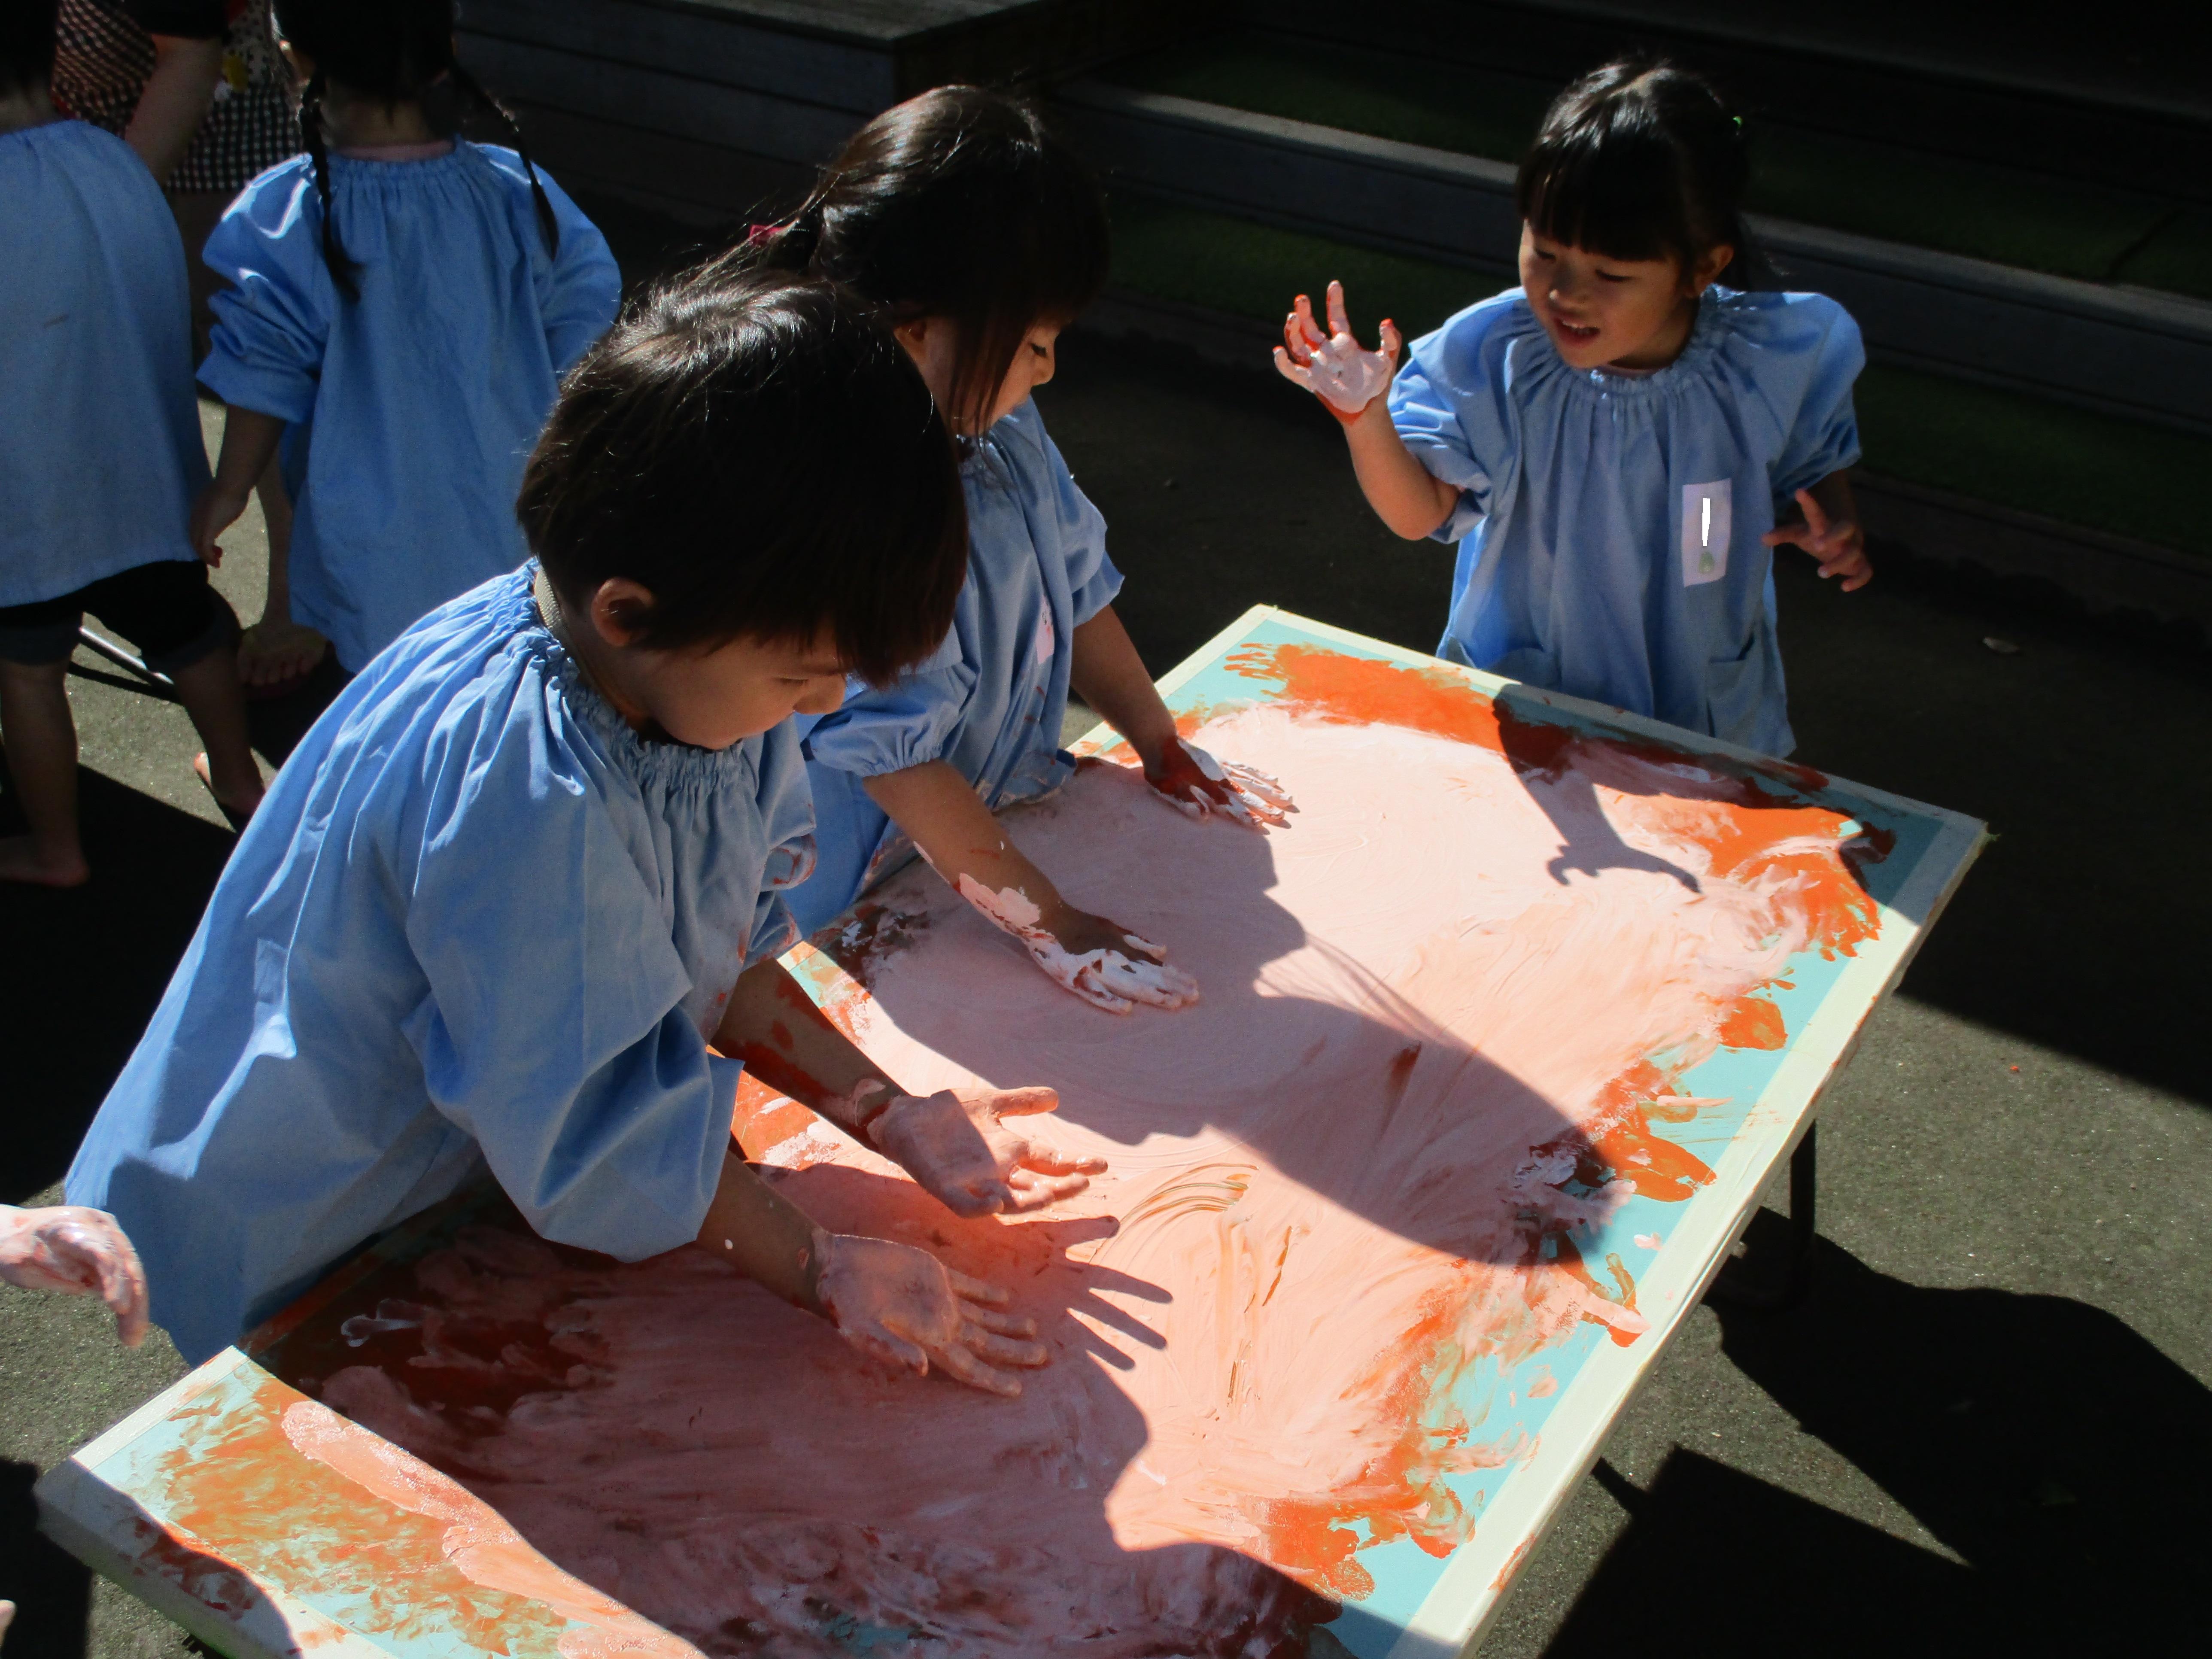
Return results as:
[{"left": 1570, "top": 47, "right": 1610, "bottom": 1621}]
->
[
  {"left": 758, "top": 87, "right": 1293, "bottom": 1015},
  {"left": 0, "top": 0, "right": 264, "bottom": 881},
  {"left": 69, "top": 272, "right": 1102, "bottom": 1398},
  {"left": 1276, "top": 58, "right": 1869, "bottom": 758},
  {"left": 191, "top": 0, "right": 622, "bottom": 677}
]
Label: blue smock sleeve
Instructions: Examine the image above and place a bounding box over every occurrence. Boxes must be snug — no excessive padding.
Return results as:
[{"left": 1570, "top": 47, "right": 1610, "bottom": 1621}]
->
[
  {"left": 524, "top": 164, "right": 622, "bottom": 375},
  {"left": 802, "top": 625, "right": 978, "bottom": 780},
  {"left": 1025, "top": 413, "right": 1124, "bottom": 625},
  {"left": 198, "top": 165, "right": 331, "bottom": 425},
  {"left": 1389, "top": 314, "right": 1499, "bottom": 545},
  {"left": 1770, "top": 296, "right": 1866, "bottom": 498},
  {"left": 746, "top": 727, "right": 817, "bottom": 970},
  {"left": 398, "top": 706, "right": 726, "bottom": 1261}
]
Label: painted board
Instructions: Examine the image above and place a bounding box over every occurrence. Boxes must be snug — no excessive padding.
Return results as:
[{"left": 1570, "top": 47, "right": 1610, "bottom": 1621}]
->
[{"left": 39, "top": 606, "right": 1983, "bottom": 1659}]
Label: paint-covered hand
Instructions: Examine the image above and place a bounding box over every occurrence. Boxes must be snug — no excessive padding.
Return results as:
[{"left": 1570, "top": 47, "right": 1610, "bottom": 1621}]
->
[
  {"left": 1146, "top": 738, "right": 1295, "bottom": 833},
  {"left": 954, "top": 874, "right": 1200, "bottom": 1015},
  {"left": 1763, "top": 488, "right": 1871, "bottom": 591},
  {"left": 1273, "top": 280, "right": 1402, "bottom": 423},
  {"left": 0, "top": 1203, "right": 149, "bottom": 1346},
  {"left": 811, "top": 1231, "right": 1049, "bottom": 1398},
  {"left": 869, "top": 1085, "right": 1108, "bottom": 1215}
]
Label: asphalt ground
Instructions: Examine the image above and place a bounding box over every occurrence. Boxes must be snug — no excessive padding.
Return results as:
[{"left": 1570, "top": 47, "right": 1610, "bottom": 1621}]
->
[{"left": 3, "top": 234, "right": 2209, "bottom": 1656}]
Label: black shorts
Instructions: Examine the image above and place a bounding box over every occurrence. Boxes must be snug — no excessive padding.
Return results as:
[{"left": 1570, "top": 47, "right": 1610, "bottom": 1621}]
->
[{"left": 0, "top": 559, "right": 233, "bottom": 672}]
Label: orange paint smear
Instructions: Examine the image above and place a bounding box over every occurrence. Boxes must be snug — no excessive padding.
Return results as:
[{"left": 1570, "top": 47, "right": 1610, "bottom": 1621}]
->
[{"left": 1718, "top": 994, "right": 1787, "bottom": 1050}]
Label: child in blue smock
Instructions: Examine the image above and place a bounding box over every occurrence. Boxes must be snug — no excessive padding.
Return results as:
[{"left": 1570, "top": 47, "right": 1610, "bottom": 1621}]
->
[
  {"left": 1276, "top": 58, "right": 1870, "bottom": 758},
  {"left": 68, "top": 272, "right": 1106, "bottom": 1398},
  {"left": 189, "top": 0, "right": 621, "bottom": 675},
  {"left": 757, "top": 88, "right": 1294, "bottom": 1016},
  {"left": 0, "top": 3, "right": 264, "bottom": 884}
]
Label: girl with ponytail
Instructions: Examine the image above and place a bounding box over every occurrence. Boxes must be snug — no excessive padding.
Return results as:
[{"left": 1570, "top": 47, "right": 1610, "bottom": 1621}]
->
[
  {"left": 190, "top": 0, "right": 620, "bottom": 676},
  {"left": 751, "top": 87, "right": 1294, "bottom": 1018}
]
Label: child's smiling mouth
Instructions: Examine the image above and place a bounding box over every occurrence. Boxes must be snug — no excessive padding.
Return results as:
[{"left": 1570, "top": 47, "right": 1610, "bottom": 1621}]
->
[{"left": 1552, "top": 316, "right": 1601, "bottom": 343}]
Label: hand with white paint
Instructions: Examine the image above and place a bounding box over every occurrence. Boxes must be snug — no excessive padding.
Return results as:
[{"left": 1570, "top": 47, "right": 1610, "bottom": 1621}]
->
[
  {"left": 955, "top": 873, "right": 1200, "bottom": 1015},
  {"left": 1144, "top": 736, "right": 1294, "bottom": 833},
  {"left": 1762, "top": 478, "right": 1870, "bottom": 591},
  {"left": 868, "top": 1084, "right": 1108, "bottom": 1215},
  {"left": 1274, "top": 280, "right": 1403, "bottom": 423},
  {"left": 811, "top": 1231, "right": 1049, "bottom": 1398},
  {"left": 0, "top": 1203, "right": 149, "bottom": 1346}
]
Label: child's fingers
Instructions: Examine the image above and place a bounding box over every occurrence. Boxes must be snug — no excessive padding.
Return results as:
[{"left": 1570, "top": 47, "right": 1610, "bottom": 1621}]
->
[
  {"left": 1380, "top": 316, "right": 1404, "bottom": 361},
  {"left": 931, "top": 1340, "right": 1025, "bottom": 1397},
  {"left": 988, "top": 1085, "right": 1062, "bottom": 1118},
  {"left": 1118, "top": 930, "right": 1168, "bottom": 963},
  {"left": 1001, "top": 1170, "right": 1096, "bottom": 1211},
  {"left": 948, "top": 1267, "right": 1012, "bottom": 1306},
  {"left": 1325, "top": 279, "right": 1352, "bottom": 339},
  {"left": 1292, "top": 293, "right": 1328, "bottom": 350},
  {"left": 959, "top": 1322, "right": 1051, "bottom": 1368},
  {"left": 1273, "top": 346, "right": 1318, "bottom": 391},
  {"left": 966, "top": 1304, "right": 1042, "bottom": 1341},
  {"left": 1795, "top": 487, "right": 1828, "bottom": 537}
]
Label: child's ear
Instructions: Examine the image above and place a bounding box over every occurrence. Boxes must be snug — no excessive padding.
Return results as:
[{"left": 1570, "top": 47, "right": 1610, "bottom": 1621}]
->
[
  {"left": 1690, "top": 244, "right": 1735, "bottom": 296},
  {"left": 587, "top": 578, "right": 657, "bottom": 648}
]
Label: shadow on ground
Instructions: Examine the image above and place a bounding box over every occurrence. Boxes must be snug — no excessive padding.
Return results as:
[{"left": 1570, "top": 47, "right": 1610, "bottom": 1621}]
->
[{"left": 1545, "top": 1224, "right": 2212, "bottom": 1653}]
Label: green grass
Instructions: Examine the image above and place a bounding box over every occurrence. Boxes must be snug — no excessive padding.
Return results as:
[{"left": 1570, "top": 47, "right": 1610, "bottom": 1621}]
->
[
  {"left": 1108, "top": 195, "right": 2212, "bottom": 558},
  {"left": 1103, "top": 31, "right": 2184, "bottom": 292}
]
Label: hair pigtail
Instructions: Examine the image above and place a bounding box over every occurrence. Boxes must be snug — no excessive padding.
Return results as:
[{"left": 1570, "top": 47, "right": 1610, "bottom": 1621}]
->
[
  {"left": 300, "top": 71, "right": 358, "bottom": 300},
  {"left": 449, "top": 62, "right": 560, "bottom": 256}
]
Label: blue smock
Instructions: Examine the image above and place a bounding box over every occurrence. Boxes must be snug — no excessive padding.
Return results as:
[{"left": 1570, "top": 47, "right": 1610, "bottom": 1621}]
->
[
  {"left": 66, "top": 567, "right": 817, "bottom": 1364},
  {"left": 787, "top": 399, "right": 1124, "bottom": 936},
  {"left": 0, "top": 121, "right": 209, "bottom": 607},
  {"left": 1389, "top": 286, "right": 1863, "bottom": 756},
  {"left": 197, "top": 142, "right": 621, "bottom": 671}
]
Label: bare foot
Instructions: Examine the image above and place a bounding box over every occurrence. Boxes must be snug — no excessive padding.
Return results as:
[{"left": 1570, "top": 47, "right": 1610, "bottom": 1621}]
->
[
  {"left": 192, "top": 753, "right": 263, "bottom": 831},
  {"left": 0, "top": 833, "right": 90, "bottom": 887},
  {"left": 238, "top": 620, "right": 328, "bottom": 690}
]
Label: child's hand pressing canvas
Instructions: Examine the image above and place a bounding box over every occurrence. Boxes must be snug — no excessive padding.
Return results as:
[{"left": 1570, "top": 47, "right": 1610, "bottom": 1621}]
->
[
  {"left": 867, "top": 1085, "right": 1109, "bottom": 1215},
  {"left": 1275, "top": 280, "right": 1403, "bottom": 423},
  {"left": 954, "top": 875, "right": 1200, "bottom": 1014},
  {"left": 811, "top": 1231, "right": 1048, "bottom": 1397},
  {"left": 1145, "top": 737, "right": 1295, "bottom": 832}
]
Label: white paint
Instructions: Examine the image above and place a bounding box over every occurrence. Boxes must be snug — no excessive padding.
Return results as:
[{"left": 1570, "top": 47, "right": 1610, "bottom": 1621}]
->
[
  {"left": 954, "top": 874, "right": 1199, "bottom": 1015},
  {"left": 1680, "top": 479, "right": 1732, "bottom": 586}
]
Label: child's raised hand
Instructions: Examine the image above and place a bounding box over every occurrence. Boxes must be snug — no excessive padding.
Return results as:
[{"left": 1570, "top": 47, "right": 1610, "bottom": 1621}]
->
[
  {"left": 189, "top": 480, "right": 253, "bottom": 569},
  {"left": 0, "top": 1203, "right": 149, "bottom": 1346},
  {"left": 1763, "top": 488, "right": 1872, "bottom": 591},
  {"left": 954, "top": 875, "right": 1200, "bottom": 1015},
  {"left": 1273, "top": 280, "right": 1402, "bottom": 424},
  {"left": 811, "top": 1231, "right": 1048, "bottom": 1398},
  {"left": 868, "top": 1083, "right": 1110, "bottom": 1215},
  {"left": 1146, "top": 737, "right": 1295, "bottom": 833}
]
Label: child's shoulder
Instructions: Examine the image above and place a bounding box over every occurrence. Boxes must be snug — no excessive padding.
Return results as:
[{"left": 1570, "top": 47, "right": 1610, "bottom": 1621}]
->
[
  {"left": 1705, "top": 287, "right": 1860, "bottom": 359},
  {"left": 2, "top": 119, "right": 162, "bottom": 210}
]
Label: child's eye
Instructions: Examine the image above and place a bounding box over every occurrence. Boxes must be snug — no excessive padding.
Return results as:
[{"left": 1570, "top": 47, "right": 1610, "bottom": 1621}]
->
[{"left": 1596, "top": 270, "right": 1631, "bottom": 283}]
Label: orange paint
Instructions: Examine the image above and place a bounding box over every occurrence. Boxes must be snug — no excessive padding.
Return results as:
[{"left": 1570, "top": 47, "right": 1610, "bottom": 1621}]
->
[{"left": 1717, "top": 994, "right": 1787, "bottom": 1050}]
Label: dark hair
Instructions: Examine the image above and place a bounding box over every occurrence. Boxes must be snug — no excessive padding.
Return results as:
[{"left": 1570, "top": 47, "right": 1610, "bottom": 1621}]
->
[
  {"left": 1516, "top": 57, "right": 1777, "bottom": 289},
  {"left": 1, "top": 0, "right": 60, "bottom": 94},
  {"left": 730, "top": 85, "right": 1109, "bottom": 433},
  {"left": 270, "top": 0, "right": 558, "bottom": 300},
  {"left": 517, "top": 272, "right": 967, "bottom": 683}
]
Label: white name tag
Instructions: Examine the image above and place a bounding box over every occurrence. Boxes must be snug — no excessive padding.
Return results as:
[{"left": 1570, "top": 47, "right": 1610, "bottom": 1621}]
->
[{"left": 1681, "top": 479, "right": 1732, "bottom": 586}]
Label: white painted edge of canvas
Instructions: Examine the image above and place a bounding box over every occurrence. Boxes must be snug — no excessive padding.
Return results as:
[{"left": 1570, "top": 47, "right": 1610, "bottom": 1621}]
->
[
  {"left": 1090, "top": 605, "right": 1987, "bottom": 1656},
  {"left": 36, "top": 1347, "right": 392, "bottom": 1659}
]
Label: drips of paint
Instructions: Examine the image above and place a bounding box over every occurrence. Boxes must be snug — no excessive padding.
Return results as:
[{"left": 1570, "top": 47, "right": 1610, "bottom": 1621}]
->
[{"left": 301, "top": 681, "right": 1884, "bottom": 1650}]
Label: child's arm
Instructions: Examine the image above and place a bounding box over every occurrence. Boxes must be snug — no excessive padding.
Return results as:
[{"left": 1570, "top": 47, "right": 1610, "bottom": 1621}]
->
[
  {"left": 235, "top": 459, "right": 329, "bottom": 688},
  {"left": 861, "top": 763, "right": 1200, "bottom": 1014},
  {"left": 715, "top": 957, "right": 1110, "bottom": 1206},
  {"left": 191, "top": 407, "right": 286, "bottom": 569},
  {"left": 1762, "top": 474, "right": 1872, "bottom": 591},
  {"left": 1069, "top": 605, "right": 1294, "bottom": 831},
  {"left": 1276, "top": 282, "right": 1461, "bottom": 541},
  {"left": 0, "top": 1204, "right": 148, "bottom": 1346},
  {"left": 692, "top": 1148, "right": 1046, "bottom": 1397},
  {"left": 123, "top": 33, "right": 222, "bottom": 185}
]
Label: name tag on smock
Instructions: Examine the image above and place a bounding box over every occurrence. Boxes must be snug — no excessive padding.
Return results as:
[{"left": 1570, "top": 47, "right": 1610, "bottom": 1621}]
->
[{"left": 1681, "top": 479, "right": 1732, "bottom": 586}]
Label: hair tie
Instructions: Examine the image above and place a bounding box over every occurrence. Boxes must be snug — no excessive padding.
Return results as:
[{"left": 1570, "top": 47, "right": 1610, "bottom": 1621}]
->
[{"left": 745, "top": 222, "right": 782, "bottom": 246}]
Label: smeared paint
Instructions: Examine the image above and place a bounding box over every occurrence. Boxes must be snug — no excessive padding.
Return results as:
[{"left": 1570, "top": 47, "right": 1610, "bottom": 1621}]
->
[
  {"left": 954, "top": 872, "right": 1200, "bottom": 1015},
  {"left": 275, "top": 693, "right": 1889, "bottom": 1650},
  {"left": 1718, "top": 994, "right": 1787, "bottom": 1050}
]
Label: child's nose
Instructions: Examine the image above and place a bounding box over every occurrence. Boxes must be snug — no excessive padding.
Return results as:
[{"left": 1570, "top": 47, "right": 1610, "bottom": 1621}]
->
[{"left": 797, "top": 678, "right": 845, "bottom": 716}]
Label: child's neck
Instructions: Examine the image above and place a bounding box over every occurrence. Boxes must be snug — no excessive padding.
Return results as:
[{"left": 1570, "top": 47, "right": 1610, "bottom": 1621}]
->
[
  {"left": 0, "top": 81, "right": 59, "bottom": 139},
  {"left": 314, "top": 82, "right": 438, "bottom": 150},
  {"left": 1606, "top": 295, "right": 1702, "bottom": 373}
]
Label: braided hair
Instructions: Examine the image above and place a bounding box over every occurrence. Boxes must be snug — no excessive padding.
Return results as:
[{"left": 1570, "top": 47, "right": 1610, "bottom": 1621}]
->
[
  {"left": 1516, "top": 57, "right": 1778, "bottom": 289},
  {"left": 273, "top": 0, "right": 560, "bottom": 300}
]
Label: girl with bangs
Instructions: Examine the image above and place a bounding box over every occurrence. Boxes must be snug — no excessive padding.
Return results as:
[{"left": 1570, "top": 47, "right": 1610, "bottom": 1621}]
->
[
  {"left": 1276, "top": 59, "right": 1869, "bottom": 759},
  {"left": 749, "top": 88, "right": 1294, "bottom": 1018}
]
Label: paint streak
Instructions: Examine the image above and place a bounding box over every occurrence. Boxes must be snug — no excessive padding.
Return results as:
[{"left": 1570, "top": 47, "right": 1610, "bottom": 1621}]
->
[
  {"left": 261, "top": 686, "right": 1891, "bottom": 1651},
  {"left": 1718, "top": 994, "right": 1787, "bottom": 1050}
]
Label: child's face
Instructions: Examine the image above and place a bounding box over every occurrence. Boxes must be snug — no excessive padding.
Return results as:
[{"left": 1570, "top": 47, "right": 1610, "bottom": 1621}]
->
[
  {"left": 1517, "top": 224, "right": 1731, "bottom": 372},
  {"left": 573, "top": 580, "right": 850, "bottom": 750},
  {"left": 896, "top": 317, "right": 1062, "bottom": 437}
]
